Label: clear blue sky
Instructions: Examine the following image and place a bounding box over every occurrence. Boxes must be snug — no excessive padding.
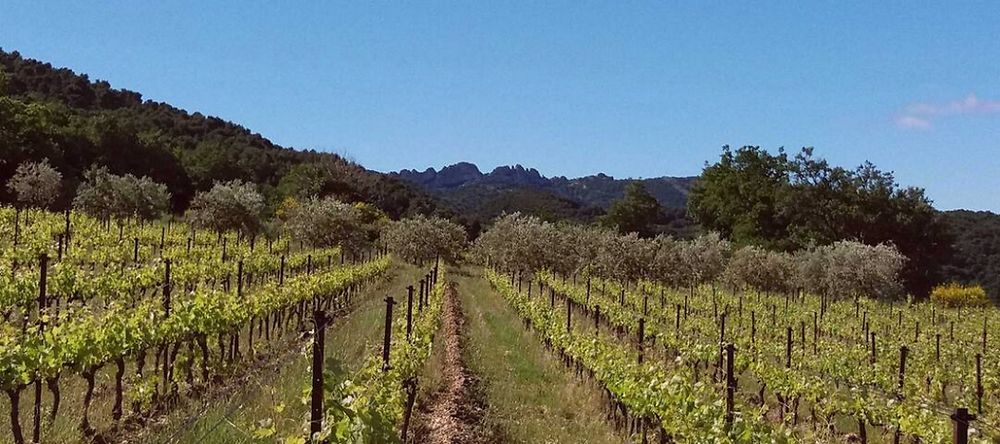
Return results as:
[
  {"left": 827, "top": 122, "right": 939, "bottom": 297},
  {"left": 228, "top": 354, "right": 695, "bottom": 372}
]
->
[{"left": 4, "top": 1, "right": 999, "bottom": 210}]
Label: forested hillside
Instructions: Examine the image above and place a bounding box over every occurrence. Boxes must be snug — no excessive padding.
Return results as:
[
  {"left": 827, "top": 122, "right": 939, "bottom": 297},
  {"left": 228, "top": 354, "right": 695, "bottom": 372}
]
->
[
  {"left": 940, "top": 210, "right": 1000, "bottom": 300},
  {"left": 0, "top": 49, "right": 442, "bottom": 218}
]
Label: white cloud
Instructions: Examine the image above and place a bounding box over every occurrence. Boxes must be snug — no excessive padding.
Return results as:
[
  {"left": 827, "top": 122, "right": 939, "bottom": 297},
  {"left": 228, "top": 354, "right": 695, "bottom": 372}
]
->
[
  {"left": 894, "top": 115, "right": 932, "bottom": 130},
  {"left": 895, "top": 94, "right": 1000, "bottom": 129}
]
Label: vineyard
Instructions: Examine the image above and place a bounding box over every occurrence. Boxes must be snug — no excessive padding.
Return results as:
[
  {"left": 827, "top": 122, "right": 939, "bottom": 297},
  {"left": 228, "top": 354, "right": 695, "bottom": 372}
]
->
[
  {"left": 0, "top": 206, "right": 392, "bottom": 443},
  {"left": 2, "top": 204, "right": 998, "bottom": 444},
  {"left": 475, "top": 213, "right": 1000, "bottom": 443}
]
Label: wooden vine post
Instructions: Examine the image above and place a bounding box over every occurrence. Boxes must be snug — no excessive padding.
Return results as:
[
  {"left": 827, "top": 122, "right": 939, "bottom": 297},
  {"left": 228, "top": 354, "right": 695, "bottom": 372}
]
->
[
  {"left": 785, "top": 327, "right": 792, "bottom": 368},
  {"left": 418, "top": 279, "right": 425, "bottom": 312},
  {"left": 975, "top": 354, "right": 983, "bottom": 414},
  {"left": 594, "top": 305, "right": 601, "bottom": 336},
  {"left": 638, "top": 317, "right": 645, "bottom": 364},
  {"left": 32, "top": 254, "right": 48, "bottom": 444},
  {"left": 950, "top": 408, "right": 976, "bottom": 444},
  {"left": 870, "top": 332, "right": 877, "bottom": 365},
  {"left": 310, "top": 310, "right": 327, "bottom": 440},
  {"left": 983, "top": 319, "right": 988, "bottom": 355},
  {"left": 406, "top": 286, "right": 414, "bottom": 341},
  {"left": 382, "top": 296, "right": 396, "bottom": 372},
  {"left": 675, "top": 304, "right": 681, "bottom": 338},
  {"left": 725, "top": 343, "right": 735, "bottom": 430},
  {"left": 717, "top": 314, "right": 726, "bottom": 382},
  {"left": 162, "top": 258, "right": 172, "bottom": 395},
  {"left": 566, "top": 297, "right": 572, "bottom": 334},
  {"left": 279, "top": 255, "right": 286, "bottom": 286},
  {"left": 897, "top": 346, "right": 908, "bottom": 397}
]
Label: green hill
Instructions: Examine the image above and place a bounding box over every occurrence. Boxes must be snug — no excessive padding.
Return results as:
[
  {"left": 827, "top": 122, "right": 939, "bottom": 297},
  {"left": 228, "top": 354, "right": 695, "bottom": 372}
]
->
[{"left": 0, "top": 48, "right": 442, "bottom": 219}]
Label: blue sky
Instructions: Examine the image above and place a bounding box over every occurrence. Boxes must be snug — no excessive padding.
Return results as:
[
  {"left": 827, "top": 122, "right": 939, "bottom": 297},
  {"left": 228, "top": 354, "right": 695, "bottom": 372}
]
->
[{"left": 3, "top": 1, "right": 999, "bottom": 210}]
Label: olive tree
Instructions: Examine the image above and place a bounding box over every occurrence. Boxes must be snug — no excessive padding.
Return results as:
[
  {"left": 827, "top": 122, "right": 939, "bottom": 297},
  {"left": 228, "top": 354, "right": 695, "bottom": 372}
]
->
[
  {"left": 383, "top": 215, "right": 467, "bottom": 265},
  {"left": 679, "top": 232, "right": 732, "bottom": 287},
  {"left": 73, "top": 166, "right": 170, "bottom": 221},
  {"left": 7, "top": 159, "right": 61, "bottom": 209},
  {"left": 561, "top": 223, "right": 605, "bottom": 276},
  {"left": 724, "top": 246, "right": 794, "bottom": 294},
  {"left": 474, "top": 212, "right": 534, "bottom": 272},
  {"left": 283, "top": 196, "right": 369, "bottom": 255},
  {"left": 186, "top": 180, "right": 264, "bottom": 234},
  {"left": 819, "top": 241, "right": 906, "bottom": 299},
  {"left": 594, "top": 231, "right": 657, "bottom": 284},
  {"left": 650, "top": 234, "right": 685, "bottom": 287}
]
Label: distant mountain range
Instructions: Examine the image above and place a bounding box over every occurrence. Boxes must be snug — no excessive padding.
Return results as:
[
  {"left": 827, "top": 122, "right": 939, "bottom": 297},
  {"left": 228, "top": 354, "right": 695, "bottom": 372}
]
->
[{"left": 392, "top": 162, "right": 697, "bottom": 211}]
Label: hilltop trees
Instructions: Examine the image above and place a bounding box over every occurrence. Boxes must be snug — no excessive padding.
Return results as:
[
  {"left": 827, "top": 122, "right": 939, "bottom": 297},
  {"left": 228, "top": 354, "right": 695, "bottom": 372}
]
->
[
  {"left": 689, "top": 145, "right": 949, "bottom": 296},
  {"left": 6, "top": 159, "right": 61, "bottom": 210}
]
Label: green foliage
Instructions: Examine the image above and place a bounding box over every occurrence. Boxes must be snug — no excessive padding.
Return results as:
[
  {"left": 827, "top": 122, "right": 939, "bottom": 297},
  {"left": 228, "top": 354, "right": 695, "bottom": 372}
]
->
[
  {"left": 601, "top": 181, "right": 663, "bottom": 238},
  {"left": 689, "top": 145, "right": 950, "bottom": 297},
  {"left": 939, "top": 210, "right": 1000, "bottom": 302},
  {"left": 298, "top": 267, "right": 447, "bottom": 443},
  {"left": 486, "top": 268, "right": 794, "bottom": 443}
]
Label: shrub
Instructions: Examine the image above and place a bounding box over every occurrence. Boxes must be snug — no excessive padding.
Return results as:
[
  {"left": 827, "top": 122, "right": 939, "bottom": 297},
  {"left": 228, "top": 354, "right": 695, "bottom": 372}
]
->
[{"left": 930, "top": 283, "right": 990, "bottom": 308}]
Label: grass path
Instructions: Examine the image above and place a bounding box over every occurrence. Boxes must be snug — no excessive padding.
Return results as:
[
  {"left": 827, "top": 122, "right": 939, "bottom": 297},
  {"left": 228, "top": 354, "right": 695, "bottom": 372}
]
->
[{"left": 448, "top": 267, "right": 621, "bottom": 444}]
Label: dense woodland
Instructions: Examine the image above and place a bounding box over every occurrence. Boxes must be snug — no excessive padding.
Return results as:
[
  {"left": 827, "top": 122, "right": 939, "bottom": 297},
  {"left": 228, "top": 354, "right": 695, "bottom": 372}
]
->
[
  {"left": 1, "top": 48, "right": 997, "bottom": 300},
  {"left": 940, "top": 210, "right": 1000, "bottom": 301}
]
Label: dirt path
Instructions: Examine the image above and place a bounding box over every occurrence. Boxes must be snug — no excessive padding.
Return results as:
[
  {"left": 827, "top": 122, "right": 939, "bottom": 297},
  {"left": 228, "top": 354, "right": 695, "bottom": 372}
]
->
[{"left": 414, "top": 282, "right": 498, "bottom": 444}]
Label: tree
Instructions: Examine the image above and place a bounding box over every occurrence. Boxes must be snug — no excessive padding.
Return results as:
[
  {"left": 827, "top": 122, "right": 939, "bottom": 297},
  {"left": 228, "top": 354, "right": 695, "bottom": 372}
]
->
[
  {"left": 352, "top": 201, "right": 389, "bottom": 245},
  {"left": 689, "top": 145, "right": 950, "bottom": 297},
  {"left": 6, "top": 159, "right": 61, "bottom": 209},
  {"left": 724, "top": 246, "right": 794, "bottom": 294},
  {"left": 688, "top": 146, "right": 793, "bottom": 249},
  {"left": 186, "top": 180, "right": 264, "bottom": 234},
  {"left": 283, "top": 197, "right": 369, "bottom": 255},
  {"left": 383, "top": 215, "right": 467, "bottom": 264},
  {"left": 602, "top": 181, "right": 663, "bottom": 238},
  {"left": 679, "top": 232, "right": 732, "bottom": 287},
  {"left": 73, "top": 166, "right": 170, "bottom": 221}
]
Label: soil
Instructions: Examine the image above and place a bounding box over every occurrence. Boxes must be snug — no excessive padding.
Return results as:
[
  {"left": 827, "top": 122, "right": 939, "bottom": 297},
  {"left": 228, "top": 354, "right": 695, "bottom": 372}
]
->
[{"left": 412, "top": 282, "right": 502, "bottom": 444}]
